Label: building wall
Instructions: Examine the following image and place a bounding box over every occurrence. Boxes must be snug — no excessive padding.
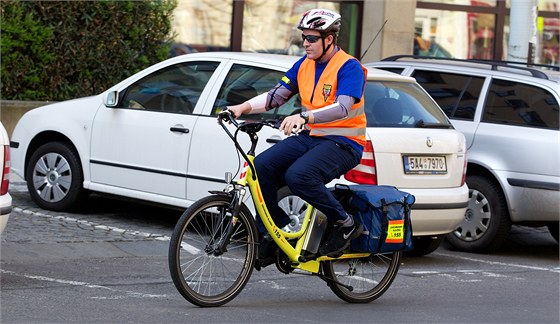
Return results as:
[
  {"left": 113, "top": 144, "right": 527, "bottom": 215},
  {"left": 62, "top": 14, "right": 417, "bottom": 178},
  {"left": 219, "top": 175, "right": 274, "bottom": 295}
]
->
[
  {"left": 361, "top": 0, "right": 417, "bottom": 62},
  {"left": 1, "top": 102, "right": 46, "bottom": 137}
]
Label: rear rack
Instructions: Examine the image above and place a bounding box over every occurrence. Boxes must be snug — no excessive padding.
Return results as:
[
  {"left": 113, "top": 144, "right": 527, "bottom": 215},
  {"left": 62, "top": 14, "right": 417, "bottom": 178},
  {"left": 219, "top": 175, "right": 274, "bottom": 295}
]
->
[{"left": 381, "top": 55, "right": 559, "bottom": 80}]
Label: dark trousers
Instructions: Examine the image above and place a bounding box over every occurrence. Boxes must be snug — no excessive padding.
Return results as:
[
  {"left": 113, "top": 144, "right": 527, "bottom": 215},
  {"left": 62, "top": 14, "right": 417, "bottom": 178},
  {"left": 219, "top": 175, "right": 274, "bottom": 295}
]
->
[{"left": 254, "top": 132, "right": 361, "bottom": 234}]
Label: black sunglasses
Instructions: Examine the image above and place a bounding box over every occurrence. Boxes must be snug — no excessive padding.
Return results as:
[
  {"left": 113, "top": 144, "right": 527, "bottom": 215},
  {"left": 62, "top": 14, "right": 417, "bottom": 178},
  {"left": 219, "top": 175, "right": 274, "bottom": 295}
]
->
[{"left": 301, "top": 34, "right": 322, "bottom": 43}]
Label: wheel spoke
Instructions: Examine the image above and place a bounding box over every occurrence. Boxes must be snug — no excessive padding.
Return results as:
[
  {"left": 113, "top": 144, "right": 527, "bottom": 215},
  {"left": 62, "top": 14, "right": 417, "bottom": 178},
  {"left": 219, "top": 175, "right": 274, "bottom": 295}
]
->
[
  {"left": 323, "top": 252, "right": 401, "bottom": 303},
  {"left": 44, "top": 153, "right": 58, "bottom": 170},
  {"left": 168, "top": 195, "right": 256, "bottom": 307},
  {"left": 34, "top": 157, "right": 50, "bottom": 175}
]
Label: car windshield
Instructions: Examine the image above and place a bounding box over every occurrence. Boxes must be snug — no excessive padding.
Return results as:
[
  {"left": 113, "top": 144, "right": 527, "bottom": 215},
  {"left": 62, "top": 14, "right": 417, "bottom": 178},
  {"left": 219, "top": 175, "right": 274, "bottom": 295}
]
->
[{"left": 364, "top": 81, "right": 452, "bottom": 128}]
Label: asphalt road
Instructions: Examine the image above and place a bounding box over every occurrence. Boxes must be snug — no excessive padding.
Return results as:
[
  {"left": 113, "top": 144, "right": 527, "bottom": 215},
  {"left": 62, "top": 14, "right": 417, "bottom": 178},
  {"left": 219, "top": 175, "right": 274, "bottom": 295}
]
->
[{"left": 1, "top": 183, "right": 559, "bottom": 323}]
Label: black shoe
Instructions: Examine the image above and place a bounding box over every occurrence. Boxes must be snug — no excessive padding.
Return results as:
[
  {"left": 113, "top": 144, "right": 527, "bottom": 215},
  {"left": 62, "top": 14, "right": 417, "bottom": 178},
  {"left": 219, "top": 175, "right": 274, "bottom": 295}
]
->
[
  {"left": 319, "top": 220, "right": 363, "bottom": 258},
  {"left": 255, "top": 234, "right": 277, "bottom": 271}
]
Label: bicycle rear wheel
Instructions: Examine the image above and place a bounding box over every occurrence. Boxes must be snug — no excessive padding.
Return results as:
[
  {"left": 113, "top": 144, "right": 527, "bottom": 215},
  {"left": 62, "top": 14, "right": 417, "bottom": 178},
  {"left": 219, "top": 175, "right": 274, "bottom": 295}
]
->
[
  {"left": 168, "top": 195, "right": 258, "bottom": 307},
  {"left": 322, "top": 251, "right": 401, "bottom": 303}
]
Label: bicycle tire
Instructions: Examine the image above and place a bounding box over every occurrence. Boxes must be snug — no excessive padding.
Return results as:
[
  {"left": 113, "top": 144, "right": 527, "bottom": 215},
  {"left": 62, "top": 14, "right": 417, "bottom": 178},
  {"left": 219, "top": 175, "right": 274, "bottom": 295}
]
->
[
  {"left": 168, "top": 195, "right": 258, "bottom": 307},
  {"left": 322, "top": 251, "right": 401, "bottom": 303}
]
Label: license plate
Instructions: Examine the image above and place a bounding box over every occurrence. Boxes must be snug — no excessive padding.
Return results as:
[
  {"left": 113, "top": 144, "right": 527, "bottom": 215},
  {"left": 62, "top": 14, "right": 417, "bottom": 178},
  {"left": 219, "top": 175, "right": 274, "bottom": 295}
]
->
[{"left": 403, "top": 155, "right": 447, "bottom": 174}]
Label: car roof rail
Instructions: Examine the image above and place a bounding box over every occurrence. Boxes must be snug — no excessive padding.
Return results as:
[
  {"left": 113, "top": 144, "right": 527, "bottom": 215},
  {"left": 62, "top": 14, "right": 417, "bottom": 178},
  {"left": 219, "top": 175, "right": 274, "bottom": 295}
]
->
[{"left": 381, "top": 55, "right": 559, "bottom": 80}]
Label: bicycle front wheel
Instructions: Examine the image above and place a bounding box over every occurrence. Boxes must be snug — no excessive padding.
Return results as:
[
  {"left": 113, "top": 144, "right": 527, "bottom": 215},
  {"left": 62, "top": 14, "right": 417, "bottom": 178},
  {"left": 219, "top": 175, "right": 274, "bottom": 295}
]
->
[
  {"left": 322, "top": 251, "right": 401, "bottom": 303},
  {"left": 168, "top": 195, "right": 258, "bottom": 307}
]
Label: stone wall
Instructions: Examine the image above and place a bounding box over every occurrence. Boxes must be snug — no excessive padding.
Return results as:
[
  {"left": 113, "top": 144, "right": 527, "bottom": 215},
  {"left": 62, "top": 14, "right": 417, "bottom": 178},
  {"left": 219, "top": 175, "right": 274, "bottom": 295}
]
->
[{"left": 0, "top": 101, "right": 51, "bottom": 137}]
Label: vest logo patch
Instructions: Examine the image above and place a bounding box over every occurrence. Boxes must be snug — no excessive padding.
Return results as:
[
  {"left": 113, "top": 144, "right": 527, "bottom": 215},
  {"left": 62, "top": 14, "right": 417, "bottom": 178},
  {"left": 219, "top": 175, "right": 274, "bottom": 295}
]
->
[{"left": 322, "top": 84, "right": 332, "bottom": 101}]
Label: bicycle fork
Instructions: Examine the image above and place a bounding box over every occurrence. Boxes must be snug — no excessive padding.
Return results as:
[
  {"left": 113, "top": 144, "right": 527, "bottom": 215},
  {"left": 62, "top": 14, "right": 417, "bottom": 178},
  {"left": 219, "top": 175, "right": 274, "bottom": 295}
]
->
[{"left": 210, "top": 176, "right": 249, "bottom": 256}]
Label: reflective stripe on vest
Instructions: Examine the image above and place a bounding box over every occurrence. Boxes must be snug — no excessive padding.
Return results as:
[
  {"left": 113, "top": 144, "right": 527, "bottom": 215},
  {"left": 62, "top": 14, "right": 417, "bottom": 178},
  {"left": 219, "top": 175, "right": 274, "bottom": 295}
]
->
[{"left": 297, "top": 50, "right": 367, "bottom": 147}]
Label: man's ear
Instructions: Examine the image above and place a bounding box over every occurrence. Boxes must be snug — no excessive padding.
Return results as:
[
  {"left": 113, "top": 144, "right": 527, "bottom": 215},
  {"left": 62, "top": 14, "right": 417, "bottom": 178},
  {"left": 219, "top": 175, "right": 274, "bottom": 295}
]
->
[{"left": 325, "top": 34, "right": 334, "bottom": 45}]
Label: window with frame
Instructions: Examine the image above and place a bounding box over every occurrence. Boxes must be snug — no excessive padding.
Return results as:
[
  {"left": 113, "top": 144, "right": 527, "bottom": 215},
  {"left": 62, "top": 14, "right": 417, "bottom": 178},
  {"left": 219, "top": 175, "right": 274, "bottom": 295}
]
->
[
  {"left": 120, "top": 61, "right": 219, "bottom": 114},
  {"left": 364, "top": 81, "right": 451, "bottom": 128},
  {"left": 482, "top": 79, "right": 559, "bottom": 130},
  {"left": 376, "top": 67, "right": 406, "bottom": 75},
  {"left": 412, "top": 70, "right": 484, "bottom": 120},
  {"left": 213, "top": 64, "right": 301, "bottom": 119}
]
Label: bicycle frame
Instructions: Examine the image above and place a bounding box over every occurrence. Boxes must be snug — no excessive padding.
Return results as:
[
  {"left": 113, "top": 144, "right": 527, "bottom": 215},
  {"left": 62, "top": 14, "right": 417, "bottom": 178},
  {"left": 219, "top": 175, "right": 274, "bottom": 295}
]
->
[{"left": 219, "top": 115, "right": 369, "bottom": 274}]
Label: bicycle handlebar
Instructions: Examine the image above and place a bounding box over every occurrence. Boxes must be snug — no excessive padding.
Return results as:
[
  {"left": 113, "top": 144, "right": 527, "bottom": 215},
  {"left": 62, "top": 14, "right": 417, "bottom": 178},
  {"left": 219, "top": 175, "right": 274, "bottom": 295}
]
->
[
  {"left": 217, "top": 109, "right": 239, "bottom": 127},
  {"left": 217, "top": 108, "right": 281, "bottom": 135},
  {"left": 217, "top": 109, "right": 283, "bottom": 179}
]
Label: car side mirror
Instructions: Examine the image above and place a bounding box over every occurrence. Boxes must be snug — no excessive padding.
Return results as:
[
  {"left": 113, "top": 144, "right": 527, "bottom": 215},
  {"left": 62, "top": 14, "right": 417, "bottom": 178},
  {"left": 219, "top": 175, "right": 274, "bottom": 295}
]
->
[{"left": 104, "top": 91, "right": 119, "bottom": 107}]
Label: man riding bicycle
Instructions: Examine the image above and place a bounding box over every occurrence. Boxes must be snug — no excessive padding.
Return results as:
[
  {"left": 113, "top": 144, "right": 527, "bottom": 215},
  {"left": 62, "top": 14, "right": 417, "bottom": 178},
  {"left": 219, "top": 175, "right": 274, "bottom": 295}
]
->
[{"left": 227, "top": 8, "right": 367, "bottom": 268}]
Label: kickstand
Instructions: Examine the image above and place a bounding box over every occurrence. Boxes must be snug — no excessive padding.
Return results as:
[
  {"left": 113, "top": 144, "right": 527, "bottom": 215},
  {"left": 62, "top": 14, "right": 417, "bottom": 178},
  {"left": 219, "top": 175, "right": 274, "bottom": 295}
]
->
[{"left": 316, "top": 272, "right": 354, "bottom": 291}]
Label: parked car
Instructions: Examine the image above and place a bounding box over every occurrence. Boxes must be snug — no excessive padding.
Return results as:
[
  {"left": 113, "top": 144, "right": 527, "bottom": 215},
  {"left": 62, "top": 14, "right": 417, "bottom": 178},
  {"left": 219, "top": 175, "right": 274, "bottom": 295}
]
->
[
  {"left": 10, "top": 52, "right": 468, "bottom": 255},
  {"left": 367, "top": 56, "right": 560, "bottom": 253},
  {"left": 0, "top": 122, "right": 12, "bottom": 234}
]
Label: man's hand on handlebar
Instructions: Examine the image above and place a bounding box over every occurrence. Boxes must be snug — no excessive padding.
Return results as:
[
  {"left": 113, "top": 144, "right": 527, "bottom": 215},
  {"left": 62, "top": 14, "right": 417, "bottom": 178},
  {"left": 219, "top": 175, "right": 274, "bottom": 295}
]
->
[
  {"left": 226, "top": 103, "right": 251, "bottom": 120},
  {"left": 219, "top": 106, "right": 302, "bottom": 136},
  {"left": 279, "top": 114, "right": 305, "bottom": 136}
]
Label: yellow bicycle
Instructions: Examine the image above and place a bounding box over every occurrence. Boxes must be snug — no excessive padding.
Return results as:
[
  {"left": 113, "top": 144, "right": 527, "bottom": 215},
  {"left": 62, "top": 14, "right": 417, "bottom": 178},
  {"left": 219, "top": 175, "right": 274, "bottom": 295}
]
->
[{"left": 168, "top": 111, "right": 401, "bottom": 307}]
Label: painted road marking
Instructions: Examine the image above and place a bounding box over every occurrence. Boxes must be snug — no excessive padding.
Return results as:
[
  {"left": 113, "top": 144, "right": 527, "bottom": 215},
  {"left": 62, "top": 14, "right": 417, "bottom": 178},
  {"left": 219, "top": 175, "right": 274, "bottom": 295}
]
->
[
  {"left": 435, "top": 252, "right": 560, "bottom": 273},
  {"left": 13, "top": 206, "right": 201, "bottom": 254},
  {"left": 0, "top": 269, "right": 169, "bottom": 299}
]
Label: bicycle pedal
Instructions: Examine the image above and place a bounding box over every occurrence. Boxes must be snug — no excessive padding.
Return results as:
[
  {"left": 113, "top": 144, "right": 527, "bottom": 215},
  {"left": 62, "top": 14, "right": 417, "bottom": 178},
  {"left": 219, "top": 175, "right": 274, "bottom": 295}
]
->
[{"left": 298, "top": 253, "right": 319, "bottom": 262}]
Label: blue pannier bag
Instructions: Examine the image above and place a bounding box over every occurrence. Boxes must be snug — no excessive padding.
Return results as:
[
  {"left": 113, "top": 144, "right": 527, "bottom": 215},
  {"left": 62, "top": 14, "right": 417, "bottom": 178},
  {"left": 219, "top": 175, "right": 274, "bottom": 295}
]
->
[{"left": 332, "top": 184, "right": 415, "bottom": 253}]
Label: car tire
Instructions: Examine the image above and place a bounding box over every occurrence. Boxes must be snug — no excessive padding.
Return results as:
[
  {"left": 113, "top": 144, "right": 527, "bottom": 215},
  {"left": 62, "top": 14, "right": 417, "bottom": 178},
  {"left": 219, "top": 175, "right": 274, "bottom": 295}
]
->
[
  {"left": 547, "top": 222, "right": 559, "bottom": 243},
  {"left": 446, "top": 175, "right": 511, "bottom": 253},
  {"left": 405, "top": 236, "right": 443, "bottom": 256},
  {"left": 26, "top": 141, "right": 88, "bottom": 211}
]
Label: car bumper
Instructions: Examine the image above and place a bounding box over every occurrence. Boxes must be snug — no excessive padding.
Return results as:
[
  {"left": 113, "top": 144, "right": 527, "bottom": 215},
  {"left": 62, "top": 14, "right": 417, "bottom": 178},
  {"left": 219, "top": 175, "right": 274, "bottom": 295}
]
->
[
  {"left": 0, "top": 192, "right": 12, "bottom": 234},
  {"left": 405, "top": 184, "right": 469, "bottom": 236}
]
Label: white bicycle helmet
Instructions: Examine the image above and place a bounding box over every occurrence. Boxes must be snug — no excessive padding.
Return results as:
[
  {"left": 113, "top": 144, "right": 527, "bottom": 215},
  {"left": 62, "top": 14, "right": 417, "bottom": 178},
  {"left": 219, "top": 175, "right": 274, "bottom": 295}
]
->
[
  {"left": 297, "top": 9, "right": 341, "bottom": 61},
  {"left": 297, "top": 9, "right": 341, "bottom": 35}
]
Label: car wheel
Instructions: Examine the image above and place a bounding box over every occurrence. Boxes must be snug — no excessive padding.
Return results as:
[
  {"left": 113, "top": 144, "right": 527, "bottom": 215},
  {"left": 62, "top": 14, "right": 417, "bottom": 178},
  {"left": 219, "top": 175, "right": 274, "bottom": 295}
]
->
[
  {"left": 276, "top": 186, "right": 308, "bottom": 233},
  {"left": 446, "top": 175, "right": 511, "bottom": 253},
  {"left": 26, "top": 141, "right": 88, "bottom": 211},
  {"left": 547, "top": 222, "right": 559, "bottom": 243},
  {"left": 405, "top": 236, "right": 443, "bottom": 256}
]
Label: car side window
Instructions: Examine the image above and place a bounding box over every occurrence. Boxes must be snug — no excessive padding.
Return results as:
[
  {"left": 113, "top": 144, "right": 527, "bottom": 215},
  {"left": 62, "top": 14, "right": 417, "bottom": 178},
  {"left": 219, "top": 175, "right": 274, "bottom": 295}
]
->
[
  {"left": 120, "top": 61, "right": 219, "bottom": 114},
  {"left": 375, "top": 67, "right": 405, "bottom": 75},
  {"left": 213, "top": 64, "right": 301, "bottom": 120},
  {"left": 411, "top": 70, "right": 484, "bottom": 121},
  {"left": 483, "top": 79, "right": 559, "bottom": 130}
]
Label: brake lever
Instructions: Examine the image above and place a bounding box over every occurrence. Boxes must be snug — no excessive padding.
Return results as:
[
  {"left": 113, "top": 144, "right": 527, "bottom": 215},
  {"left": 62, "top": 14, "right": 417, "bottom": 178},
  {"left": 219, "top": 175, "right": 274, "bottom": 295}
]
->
[{"left": 217, "top": 109, "right": 239, "bottom": 127}]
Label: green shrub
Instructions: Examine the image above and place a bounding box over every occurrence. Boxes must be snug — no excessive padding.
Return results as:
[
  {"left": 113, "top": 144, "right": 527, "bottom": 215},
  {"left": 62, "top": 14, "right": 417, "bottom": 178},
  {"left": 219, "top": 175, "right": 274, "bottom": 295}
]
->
[{"left": 1, "top": 0, "right": 176, "bottom": 101}]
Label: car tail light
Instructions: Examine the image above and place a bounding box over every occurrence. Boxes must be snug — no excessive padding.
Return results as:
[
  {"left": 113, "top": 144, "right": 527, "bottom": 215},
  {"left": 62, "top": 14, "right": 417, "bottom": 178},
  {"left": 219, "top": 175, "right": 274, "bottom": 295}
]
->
[
  {"left": 344, "top": 140, "right": 377, "bottom": 185},
  {"left": 1, "top": 145, "right": 10, "bottom": 195},
  {"left": 461, "top": 153, "right": 467, "bottom": 186}
]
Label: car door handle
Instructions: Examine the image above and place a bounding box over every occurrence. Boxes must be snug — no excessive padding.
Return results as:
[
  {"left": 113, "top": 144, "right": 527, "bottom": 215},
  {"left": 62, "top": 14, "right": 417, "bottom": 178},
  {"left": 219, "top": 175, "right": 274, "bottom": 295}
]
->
[
  {"left": 170, "top": 127, "right": 190, "bottom": 134},
  {"left": 266, "top": 137, "right": 282, "bottom": 144}
]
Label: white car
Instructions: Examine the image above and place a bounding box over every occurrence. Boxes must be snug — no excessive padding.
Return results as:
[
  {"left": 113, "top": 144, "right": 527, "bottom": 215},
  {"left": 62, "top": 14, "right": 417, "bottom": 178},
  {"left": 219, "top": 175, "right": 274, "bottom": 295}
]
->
[
  {"left": 0, "top": 122, "right": 12, "bottom": 234},
  {"left": 10, "top": 52, "right": 468, "bottom": 255}
]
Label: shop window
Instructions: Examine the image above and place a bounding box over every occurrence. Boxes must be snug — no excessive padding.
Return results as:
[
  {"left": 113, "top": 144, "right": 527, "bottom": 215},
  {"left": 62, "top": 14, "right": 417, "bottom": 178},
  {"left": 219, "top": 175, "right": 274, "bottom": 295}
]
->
[
  {"left": 504, "top": 15, "right": 560, "bottom": 66},
  {"left": 240, "top": 0, "right": 360, "bottom": 57},
  {"left": 415, "top": 8, "right": 495, "bottom": 60},
  {"left": 416, "top": 0, "right": 559, "bottom": 66},
  {"left": 419, "top": 0, "right": 496, "bottom": 5}
]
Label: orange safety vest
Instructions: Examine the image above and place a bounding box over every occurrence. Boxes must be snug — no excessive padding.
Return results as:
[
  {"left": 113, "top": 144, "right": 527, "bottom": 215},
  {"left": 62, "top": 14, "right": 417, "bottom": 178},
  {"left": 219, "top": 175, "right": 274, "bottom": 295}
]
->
[{"left": 297, "top": 50, "right": 367, "bottom": 147}]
